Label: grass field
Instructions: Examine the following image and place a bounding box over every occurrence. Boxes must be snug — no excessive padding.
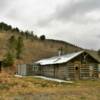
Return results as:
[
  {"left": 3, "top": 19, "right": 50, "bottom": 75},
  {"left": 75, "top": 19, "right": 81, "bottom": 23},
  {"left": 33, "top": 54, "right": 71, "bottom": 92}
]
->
[{"left": 0, "top": 72, "right": 100, "bottom": 100}]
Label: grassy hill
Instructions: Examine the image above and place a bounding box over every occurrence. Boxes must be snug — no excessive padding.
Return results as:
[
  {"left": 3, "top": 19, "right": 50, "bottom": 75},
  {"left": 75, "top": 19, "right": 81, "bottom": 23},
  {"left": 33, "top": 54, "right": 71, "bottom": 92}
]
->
[
  {"left": 0, "top": 31, "right": 83, "bottom": 64},
  {"left": 23, "top": 39, "right": 83, "bottom": 63},
  {"left": 0, "top": 22, "right": 99, "bottom": 64}
]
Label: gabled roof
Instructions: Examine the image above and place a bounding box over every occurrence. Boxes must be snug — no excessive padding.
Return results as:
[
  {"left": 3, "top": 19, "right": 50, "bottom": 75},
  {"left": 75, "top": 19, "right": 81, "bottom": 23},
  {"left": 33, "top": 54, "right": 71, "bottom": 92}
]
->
[
  {"left": 35, "top": 51, "right": 100, "bottom": 66},
  {"left": 86, "top": 50, "right": 100, "bottom": 63}
]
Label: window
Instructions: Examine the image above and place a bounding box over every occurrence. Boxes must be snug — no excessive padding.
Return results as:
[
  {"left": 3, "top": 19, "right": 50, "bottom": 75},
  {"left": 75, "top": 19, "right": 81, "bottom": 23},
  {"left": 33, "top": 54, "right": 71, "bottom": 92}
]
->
[
  {"left": 98, "top": 64, "right": 100, "bottom": 72},
  {"left": 33, "top": 65, "right": 39, "bottom": 72}
]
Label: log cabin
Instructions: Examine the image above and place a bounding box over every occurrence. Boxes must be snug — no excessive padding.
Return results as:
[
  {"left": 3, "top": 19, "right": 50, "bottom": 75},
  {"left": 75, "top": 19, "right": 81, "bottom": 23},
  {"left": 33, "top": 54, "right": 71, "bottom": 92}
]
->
[
  {"left": 33, "top": 51, "right": 100, "bottom": 80},
  {"left": 16, "top": 51, "right": 100, "bottom": 80}
]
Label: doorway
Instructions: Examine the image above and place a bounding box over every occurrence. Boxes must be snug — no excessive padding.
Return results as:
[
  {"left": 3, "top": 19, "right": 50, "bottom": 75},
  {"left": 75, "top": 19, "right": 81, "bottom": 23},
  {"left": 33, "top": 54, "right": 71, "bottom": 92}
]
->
[{"left": 75, "top": 65, "right": 80, "bottom": 80}]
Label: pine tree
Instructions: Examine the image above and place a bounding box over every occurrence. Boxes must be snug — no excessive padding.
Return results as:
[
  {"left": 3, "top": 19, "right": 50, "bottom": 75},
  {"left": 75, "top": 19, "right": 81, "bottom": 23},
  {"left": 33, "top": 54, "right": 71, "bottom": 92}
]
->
[
  {"left": 40, "top": 35, "right": 46, "bottom": 41},
  {"left": 16, "top": 36, "right": 24, "bottom": 59},
  {"left": 8, "top": 35, "right": 17, "bottom": 50},
  {"left": 7, "top": 35, "right": 17, "bottom": 59},
  {"left": 3, "top": 52, "right": 14, "bottom": 67}
]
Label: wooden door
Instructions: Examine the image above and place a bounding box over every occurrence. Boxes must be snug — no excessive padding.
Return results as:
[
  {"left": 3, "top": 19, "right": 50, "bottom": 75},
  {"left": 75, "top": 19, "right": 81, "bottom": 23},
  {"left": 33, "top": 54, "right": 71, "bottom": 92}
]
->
[{"left": 74, "top": 64, "right": 80, "bottom": 80}]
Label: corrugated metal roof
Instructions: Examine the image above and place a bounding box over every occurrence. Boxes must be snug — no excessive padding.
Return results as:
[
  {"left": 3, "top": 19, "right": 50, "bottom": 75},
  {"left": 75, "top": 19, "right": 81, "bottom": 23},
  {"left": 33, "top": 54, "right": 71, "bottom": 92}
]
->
[{"left": 35, "top": 51, "right": 84, "bottom": 65}]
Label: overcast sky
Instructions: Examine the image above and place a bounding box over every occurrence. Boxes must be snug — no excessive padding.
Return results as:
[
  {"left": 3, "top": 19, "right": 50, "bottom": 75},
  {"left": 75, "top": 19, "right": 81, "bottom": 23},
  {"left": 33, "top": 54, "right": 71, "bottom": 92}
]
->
[{"left": 0, "top": 0, "right": 100, "bottom": 50}]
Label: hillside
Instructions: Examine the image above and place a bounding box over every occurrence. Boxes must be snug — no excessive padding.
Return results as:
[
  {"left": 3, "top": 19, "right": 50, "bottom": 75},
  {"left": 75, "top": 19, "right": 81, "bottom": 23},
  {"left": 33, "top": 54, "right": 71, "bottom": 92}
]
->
[
  {"left": 0, "top": 22, "right": 99, "bottom": 64},
  {"left": 0, "top": 31, "right": 82, "bottom": 64}
]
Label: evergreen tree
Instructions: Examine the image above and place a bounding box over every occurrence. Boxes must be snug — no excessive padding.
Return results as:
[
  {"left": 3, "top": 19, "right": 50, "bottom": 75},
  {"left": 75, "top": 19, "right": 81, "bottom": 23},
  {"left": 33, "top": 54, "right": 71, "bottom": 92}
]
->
[
  {"left": 0, "top": 22, "right": 12, "bottom": 31},
  {"left": 16, "top": 36, "right": 24, "bottom": 59},
  {"left": 3, "top": 51, "right": 14, "bottom": 67},
  {"left": 40, "top": 35, "right": 46, "bottom": 41},
  {"left": 3, "top": 35, "right": 16, "bottom": 67},
  {"left": 8, "top": 35, "right": 17, "bottom": 50}
]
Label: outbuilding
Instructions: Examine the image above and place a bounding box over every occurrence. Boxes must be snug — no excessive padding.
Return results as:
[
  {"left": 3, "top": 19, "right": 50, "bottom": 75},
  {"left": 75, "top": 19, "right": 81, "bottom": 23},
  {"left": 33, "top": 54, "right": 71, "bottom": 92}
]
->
[{"left": 17, "top": 64, "right": 33, "bottom": 76}]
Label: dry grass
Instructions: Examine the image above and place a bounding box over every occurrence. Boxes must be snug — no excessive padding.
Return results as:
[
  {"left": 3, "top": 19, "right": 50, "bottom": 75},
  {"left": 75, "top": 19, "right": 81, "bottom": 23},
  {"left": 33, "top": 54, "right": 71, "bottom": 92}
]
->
[{"left": 0, "top": 72, "right": 100, "bottom": 100}]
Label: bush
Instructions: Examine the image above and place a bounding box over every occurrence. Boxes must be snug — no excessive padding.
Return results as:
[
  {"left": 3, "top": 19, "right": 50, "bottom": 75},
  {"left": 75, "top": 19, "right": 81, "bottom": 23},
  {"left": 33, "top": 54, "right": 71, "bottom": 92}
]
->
[
  {"left": 0, "top": 84, "right": 10, "bottom": 90},
  {"left": 40, "top": 35, "right": 46, "bottom": 41}
]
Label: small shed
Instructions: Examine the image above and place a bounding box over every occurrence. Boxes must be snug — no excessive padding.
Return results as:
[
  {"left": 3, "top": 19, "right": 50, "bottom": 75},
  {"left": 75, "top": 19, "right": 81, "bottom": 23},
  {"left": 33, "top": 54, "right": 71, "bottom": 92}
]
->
[{"left": 17, "top": 64, "right": 33, "bottom": 76}]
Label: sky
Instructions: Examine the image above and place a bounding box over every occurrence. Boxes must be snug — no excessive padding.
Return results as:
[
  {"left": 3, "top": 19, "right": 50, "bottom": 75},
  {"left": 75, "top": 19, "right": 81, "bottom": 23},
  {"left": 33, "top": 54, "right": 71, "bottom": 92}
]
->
[{"left": 0, "top": 0, "right": 100, "bottom": 50}]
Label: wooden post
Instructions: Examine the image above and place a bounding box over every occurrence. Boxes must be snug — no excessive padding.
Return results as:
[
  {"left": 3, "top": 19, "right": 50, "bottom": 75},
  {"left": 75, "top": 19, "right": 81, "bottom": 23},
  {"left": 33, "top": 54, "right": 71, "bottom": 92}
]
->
[{"left": 54, "top": 65, "right": 55, "bottom": 78}]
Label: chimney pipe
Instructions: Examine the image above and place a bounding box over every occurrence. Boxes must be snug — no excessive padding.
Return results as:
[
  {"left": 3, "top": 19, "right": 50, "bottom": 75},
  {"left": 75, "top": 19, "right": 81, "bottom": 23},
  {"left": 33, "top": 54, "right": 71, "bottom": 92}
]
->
[
  {"left": 58, "top": 47, "right": 63, "bottom": 56},
  {"left": 58, "top": 50, "right": 61, "bottom": 57}
]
